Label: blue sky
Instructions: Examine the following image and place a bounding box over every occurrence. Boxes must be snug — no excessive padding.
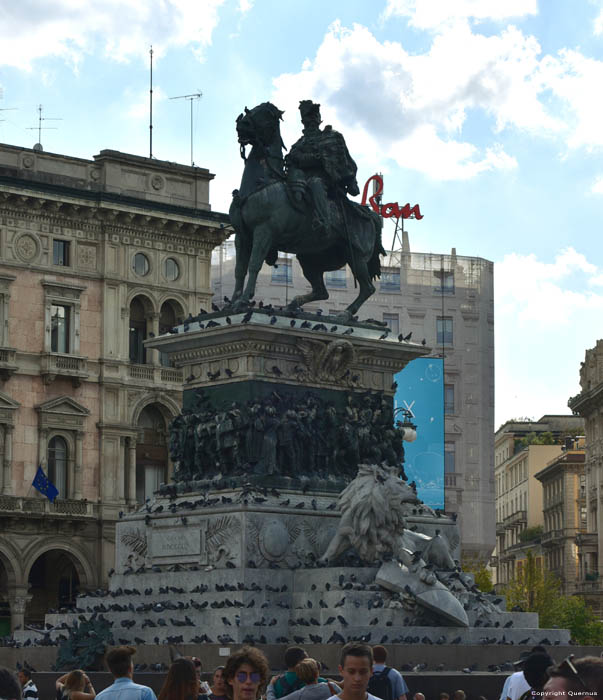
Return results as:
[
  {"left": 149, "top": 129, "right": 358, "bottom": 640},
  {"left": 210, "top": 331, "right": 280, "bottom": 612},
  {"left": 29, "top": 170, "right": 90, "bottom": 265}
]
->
[{"left": 1, "top": 0, "right": 603, "bottom": 428}]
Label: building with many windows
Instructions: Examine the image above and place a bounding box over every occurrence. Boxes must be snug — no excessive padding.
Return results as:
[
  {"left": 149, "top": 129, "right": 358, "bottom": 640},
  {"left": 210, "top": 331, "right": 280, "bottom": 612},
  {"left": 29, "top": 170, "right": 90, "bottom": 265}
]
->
[
  {"left": 492, "top": 415, "right": 584, "bottom": 589},
  {"left": 534, "top": 439, "right": 586, "bottom": 595},
  {"left": 212, "top": 242, "right": 495, "bottom": 559},
  {"left": 568, "top": 338, "right": 603, "bottom": 614},
  {"left": 0, "top": 143, "right": 227, "bottom": 633}
]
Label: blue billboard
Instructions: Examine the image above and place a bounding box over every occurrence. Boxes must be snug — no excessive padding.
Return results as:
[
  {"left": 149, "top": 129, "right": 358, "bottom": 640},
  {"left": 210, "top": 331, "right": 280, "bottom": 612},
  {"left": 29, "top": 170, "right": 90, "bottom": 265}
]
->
[{"left": 394, "top": 357, "right": 445, "bottom": 510}]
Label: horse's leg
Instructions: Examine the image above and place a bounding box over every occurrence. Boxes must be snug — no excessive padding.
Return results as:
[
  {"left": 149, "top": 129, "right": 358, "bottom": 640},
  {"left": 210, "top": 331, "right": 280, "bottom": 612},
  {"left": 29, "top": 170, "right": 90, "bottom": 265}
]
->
[
  {"left": 239, "top": 223, "right": 274, "bottom": 304},
  {"left": 232, "top": 232, "right": 251, "bottom": 304},
  {"left": 341, "top": 253, "right": 375, "bottom": 319},
  {"left": 287, "top": 254, "right": 330, "bottom": 310}
]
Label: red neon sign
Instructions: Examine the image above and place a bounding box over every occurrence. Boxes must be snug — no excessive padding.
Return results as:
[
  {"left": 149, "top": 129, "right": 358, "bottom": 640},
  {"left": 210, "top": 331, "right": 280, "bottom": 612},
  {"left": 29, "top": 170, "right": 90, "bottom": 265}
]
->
[{"left": 361, "top": 174, "right": 423, "bottom": 220}]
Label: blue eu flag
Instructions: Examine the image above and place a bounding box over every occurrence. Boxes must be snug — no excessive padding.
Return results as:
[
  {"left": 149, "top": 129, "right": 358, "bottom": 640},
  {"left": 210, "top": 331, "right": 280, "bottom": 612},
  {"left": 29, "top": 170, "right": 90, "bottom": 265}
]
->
[{"left": 32, "top": 466, "right": 59, "bottom": 502}]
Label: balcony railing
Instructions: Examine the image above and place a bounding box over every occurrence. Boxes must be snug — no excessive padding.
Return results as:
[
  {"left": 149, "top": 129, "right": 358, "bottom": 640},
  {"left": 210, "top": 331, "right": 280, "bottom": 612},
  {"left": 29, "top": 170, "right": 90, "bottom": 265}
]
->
[
  {"left": 40, "top": 353, "right": 88, "bottom": 386},
  {"left": 541, "top": 528, "right": 564, "bottom": 544},
  {"left": 0, "top": 346, "right": 17, "bottom": 380},
  {"left": 445, "top": 472, "right": 462, "bottom": 488},
  {"left": 128, "top": 364, "right": 183, "bottom": 384},
  {"left": 0, "top": 495, "right": 98, "bottom": 517},
  {"left": 504, "top": 510, "right": 527, "bottom": 526}
]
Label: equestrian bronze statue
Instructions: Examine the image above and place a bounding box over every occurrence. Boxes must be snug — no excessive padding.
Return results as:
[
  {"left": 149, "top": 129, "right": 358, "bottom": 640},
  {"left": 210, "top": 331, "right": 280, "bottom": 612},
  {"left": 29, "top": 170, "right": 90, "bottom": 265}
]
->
[{"left": 228, "top": 100, "right": 385, "bottom": 319}]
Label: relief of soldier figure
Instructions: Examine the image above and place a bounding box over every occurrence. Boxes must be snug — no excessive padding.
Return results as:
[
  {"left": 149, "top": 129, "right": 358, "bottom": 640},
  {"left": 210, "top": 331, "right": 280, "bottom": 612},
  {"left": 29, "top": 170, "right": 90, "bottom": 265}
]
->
[{"left": 168, "top": 389, "right": 409, "bottom": 484}]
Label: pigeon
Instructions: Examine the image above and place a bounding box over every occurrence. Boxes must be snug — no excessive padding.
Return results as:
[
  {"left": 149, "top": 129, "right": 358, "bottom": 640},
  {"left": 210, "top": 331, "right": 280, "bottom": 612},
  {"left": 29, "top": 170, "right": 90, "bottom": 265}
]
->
[
  {"left": 242, "top": 310, "right": 253, "bottom": 323},
  {"left": 342, "top": 328, "right": 354, "bottom": 335}
]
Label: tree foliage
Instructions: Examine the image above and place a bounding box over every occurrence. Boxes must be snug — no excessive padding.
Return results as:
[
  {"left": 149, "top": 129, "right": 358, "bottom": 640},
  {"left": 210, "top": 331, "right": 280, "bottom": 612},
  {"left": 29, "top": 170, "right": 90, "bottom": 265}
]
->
[
  {"left": 519, "top": 525, "right": 543, "bottom": 543},
  {"left": 461, "top": 554, "right": 494, "bottom": 593},
  {"left": 514, "top": 431, "right": 556, "bottom": 451},
  {"left": 502, "top": 550, "right": 603, "bottom": 644}
]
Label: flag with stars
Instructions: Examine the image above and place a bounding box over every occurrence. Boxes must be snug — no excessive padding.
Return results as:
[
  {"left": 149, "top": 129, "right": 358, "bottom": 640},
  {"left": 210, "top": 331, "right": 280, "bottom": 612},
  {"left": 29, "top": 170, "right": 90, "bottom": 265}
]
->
[{"left": 32, "top": 465, "right": 59, "bottom": 502}]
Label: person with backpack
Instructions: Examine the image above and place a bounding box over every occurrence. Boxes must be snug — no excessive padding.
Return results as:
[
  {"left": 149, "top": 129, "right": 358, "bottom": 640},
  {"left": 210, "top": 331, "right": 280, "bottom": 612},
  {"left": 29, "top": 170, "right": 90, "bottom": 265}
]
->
[
  {"left": 272, "top": 648, "right": 329, "bottom": 699},
  {"left": 267, "top": 659, "right": 340, "bottom": 700},
  {"left": 367, "top": 646, "right": 408, "bottom": 700}
]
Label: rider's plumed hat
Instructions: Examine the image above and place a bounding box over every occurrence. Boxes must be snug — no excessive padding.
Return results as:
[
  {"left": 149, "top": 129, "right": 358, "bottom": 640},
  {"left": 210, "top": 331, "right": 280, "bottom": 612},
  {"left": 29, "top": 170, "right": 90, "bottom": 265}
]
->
[{"left": 299, "top": 100, "right": 321, "bottom": 122}]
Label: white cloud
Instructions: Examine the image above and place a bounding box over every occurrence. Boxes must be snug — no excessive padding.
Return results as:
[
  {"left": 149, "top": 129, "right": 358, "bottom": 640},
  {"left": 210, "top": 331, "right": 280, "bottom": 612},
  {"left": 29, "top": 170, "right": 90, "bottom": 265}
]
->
[
  {"left": 271, "top": 21, "right": 552, "bottom": 181},
  {"left": 495, "top": 247, "right": 603, "bottom": 426},
  {"left": 594, "top": 8, "right": 603, "bottom": 34},
  {"left": 384, "top": 0, "right": 538, "bottom": 29},
  {"left": 592, "top": 175, "right": 603, "bottom": 194},
  {"left": 0, "top": 0, "right": 226, "bottom": 71},
  {"left": 125, "top": 86, "right": 167, "bottom": 119}
]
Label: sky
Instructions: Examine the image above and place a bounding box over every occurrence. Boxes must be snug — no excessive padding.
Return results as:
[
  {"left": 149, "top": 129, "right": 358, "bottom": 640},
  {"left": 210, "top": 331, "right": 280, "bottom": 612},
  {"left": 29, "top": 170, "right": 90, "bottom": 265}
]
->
[{"left": 1, "top": 0, "right": 603, "bottom": 429}]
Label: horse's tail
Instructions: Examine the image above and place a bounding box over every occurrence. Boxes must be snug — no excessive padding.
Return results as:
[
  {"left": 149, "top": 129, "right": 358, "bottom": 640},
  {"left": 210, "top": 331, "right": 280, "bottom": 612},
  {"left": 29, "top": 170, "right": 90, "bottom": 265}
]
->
[{"left": 368, "top": 212, "right": 386, "bottom": 281}]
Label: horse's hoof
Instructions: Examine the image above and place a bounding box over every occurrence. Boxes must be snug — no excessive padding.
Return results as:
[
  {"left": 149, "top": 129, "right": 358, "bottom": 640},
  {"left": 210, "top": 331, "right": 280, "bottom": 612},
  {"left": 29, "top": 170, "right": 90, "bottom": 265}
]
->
[
  {"left": 335, "top": 311, "right": 353, "bottom": 323},
  {"left": 232, "top": 299, "right": 250, "bottom": 313}
]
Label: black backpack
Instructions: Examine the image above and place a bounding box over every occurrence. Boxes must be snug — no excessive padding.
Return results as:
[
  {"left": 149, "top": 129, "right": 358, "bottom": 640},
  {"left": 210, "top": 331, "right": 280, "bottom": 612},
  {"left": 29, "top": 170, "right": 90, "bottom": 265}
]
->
[{"left": 367, "top": 667, "right": 394, "bottom": 700}]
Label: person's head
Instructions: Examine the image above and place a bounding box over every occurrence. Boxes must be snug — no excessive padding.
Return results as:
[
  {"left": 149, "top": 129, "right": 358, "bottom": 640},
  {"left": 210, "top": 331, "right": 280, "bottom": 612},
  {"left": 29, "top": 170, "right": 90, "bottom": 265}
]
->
[
  {"left": 223, "top": 647, "right": 269, "bottom": 700},
  {"left": 413, "top": 694, "right": 425, "bottom": 700},
  {"left": 439, "top": 694, "right": 450, "bottom": 700},
  {"left": 338, "top": 643, "right": 373, "bottom": 695},
  {"left": 294, "top": 659, "right": 319, "bottom": 685},
  {"left": 298, "top": 100, "right": 322, "bottom": 131},
  {"left": 284, "top": 647, "right": 308, "bottom": 671},
  {"left": 188, "top": 658, "right": 202, "bottom": 682},
  {"left": 544, "top": 655, "right": 603, "bottom": 699},
  {"left": 158, "top": 659, "right": 199, "bottom": 700},
  {"left": 63, "top": 671, "right": 87, "bottom": 694},
  {"left": 371, "top": 646, "right": 387, "bottom": 664},
  {"left": 452, "top": 692, "right": 465, "bottom": 700},
  {"left": 0, "top": 667, "right": 21, "bottom": 700},
  {"left": 523, "top": 653, "right": 554, "bottom": 692},
  {"left": 105, "top": 646, "right": 136, "bottom": 678},
  {"left": 212, "top": 667, "right": 226, "bottom": 696},
  {"left": 17, "top": 670, "right": 31, "bottom": 687}
]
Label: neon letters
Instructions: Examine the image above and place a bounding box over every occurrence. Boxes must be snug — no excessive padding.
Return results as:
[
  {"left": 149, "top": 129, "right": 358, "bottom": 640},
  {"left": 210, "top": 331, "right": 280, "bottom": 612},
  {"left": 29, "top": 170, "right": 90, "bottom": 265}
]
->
[{"left": 360, "top": 174, "right": 423, "bottom": 220}]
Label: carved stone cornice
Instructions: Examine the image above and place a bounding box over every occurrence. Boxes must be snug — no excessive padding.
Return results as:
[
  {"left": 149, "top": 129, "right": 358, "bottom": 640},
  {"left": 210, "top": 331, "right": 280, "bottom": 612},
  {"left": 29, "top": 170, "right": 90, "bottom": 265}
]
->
[{"left": 146, "top": 319, "right": 429, "bottom": 394}]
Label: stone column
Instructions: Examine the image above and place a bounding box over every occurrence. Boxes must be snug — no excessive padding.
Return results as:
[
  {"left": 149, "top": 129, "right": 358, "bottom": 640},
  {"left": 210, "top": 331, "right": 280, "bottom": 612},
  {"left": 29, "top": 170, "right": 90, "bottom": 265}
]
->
[
  {"left": 1, "top": 425, "right": 10, "bottom": 495},
  {"left": 38, "top": 428, "right": 48, "bottom": 468},
  {"left": 8, "top": 588, "right": 32, "bottom": 632},
  {"left": 148, "top": 312, "right": 160, "bottom": 366},
  {"left": 74, "top": 431, "right": 84, "bottom": 499},
  {"left": 127, "top": 436, "right": 137, "bottom": 504}
]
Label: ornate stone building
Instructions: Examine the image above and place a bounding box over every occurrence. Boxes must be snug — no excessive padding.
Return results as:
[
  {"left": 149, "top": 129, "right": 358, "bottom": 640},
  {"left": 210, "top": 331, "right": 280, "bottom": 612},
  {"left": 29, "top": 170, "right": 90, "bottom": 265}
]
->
[
  {"left": 212, "top": 242, "right": 495, "bottom": 559},
  {"left": 568, "top": 339, "right": 603, "bottom": 614},
  {"left": 492, "top": 416, "right": 584, "bottom": 590},
  {"left": 0, "top": 143, "right": 227, "bottom": 633},
  {"left": 535, "top": 439, "right": 586, "bottom": 594}
]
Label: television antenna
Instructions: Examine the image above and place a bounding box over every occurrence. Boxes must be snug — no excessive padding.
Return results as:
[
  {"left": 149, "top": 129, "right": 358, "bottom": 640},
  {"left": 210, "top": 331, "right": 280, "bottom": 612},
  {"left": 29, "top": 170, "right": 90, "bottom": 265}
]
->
[
  {"left": 0, "top": 88, "right": 17, "bottom": 124},
  {"left": 26, "top": 104, "right": 62, "bottom": 150},
  {"left": 170, "top": 91, "right": 202, "bottom": 166}
]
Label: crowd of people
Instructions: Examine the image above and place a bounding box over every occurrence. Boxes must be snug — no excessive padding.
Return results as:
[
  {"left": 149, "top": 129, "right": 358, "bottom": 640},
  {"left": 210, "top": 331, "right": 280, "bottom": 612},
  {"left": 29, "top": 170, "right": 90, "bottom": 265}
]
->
[{"left": 1, "top": 643, "right": 603, "bottom": 700}]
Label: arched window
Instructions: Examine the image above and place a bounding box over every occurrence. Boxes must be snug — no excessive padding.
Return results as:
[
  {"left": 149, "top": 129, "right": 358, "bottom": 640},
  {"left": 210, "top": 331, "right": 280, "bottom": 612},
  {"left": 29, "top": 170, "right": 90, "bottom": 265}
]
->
[
  {"left": 158, "top": 301, "right": 178, "bottom": 367},
  {"left": 129, "top": 297, "right": 147, "bottom": 364},
  {"left": 136, "top": 405, "right": 168, "bottom": 503},
  {"left": 48, "top": 436, "right": 68, "bottom": 499}
]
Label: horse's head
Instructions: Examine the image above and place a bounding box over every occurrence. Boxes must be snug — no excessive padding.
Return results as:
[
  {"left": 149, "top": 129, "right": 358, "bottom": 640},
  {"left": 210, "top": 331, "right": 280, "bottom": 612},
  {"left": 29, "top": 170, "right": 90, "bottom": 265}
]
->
[{"left": 236, "top": 102, "right": 284, "bottom": 148}]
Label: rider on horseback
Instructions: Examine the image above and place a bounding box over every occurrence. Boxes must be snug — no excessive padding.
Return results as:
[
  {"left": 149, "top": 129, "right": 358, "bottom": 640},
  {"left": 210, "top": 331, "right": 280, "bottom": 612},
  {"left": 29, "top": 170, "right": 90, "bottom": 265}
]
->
[{"left": 286, "top": 100, "right": 360, "bottom": 234}]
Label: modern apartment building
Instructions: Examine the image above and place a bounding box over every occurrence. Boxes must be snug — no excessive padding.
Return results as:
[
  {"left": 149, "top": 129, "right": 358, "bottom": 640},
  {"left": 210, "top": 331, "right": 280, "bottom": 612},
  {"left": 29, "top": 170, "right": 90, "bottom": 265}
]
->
[
  {"left": 0, "top": 143, "right": 227, "bottom": 632},
  {"left": 212, "top": 241, "right": 495, "bottom": 559}
]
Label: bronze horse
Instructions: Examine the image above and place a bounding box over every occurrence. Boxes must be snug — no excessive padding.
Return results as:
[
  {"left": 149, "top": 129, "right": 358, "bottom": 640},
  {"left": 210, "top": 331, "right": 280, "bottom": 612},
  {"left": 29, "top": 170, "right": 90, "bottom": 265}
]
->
[{"left": 228, "top": 102, "right": 384, "bottom": 319}]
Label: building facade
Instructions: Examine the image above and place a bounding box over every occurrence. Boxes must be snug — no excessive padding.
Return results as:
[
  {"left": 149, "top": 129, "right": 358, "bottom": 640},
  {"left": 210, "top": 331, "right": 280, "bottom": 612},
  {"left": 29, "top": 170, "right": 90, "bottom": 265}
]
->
[
  {"left": 535, "top": 440, "right": 586, "bottom": 594},
  {"left": 493, "top": 416, "right": 584, "bottom": 590},
  {"left": 212, "top": 242, "right": 495, "bottom": 559},
  {"left": 568, "top": 338, "right": 603, "bottom": 614},
  {"left": 0, "top": 143, "right": 227, "bottom": 632}
]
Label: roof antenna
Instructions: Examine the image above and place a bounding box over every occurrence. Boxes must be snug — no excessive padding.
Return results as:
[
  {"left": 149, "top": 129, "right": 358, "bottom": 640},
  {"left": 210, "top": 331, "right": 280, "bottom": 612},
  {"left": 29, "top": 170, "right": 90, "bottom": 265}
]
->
[
  {"left": 149, "top": 45, "right": 153, "bottom": 159},
  {"left": 0, "top": 88, "right": 17, "bottom": 125},
  {"left": 169, "top": 91, "right": 202, "bottom": 166},
  {"left": 26, "top": 104, "right": 62, "bottom": 151}
]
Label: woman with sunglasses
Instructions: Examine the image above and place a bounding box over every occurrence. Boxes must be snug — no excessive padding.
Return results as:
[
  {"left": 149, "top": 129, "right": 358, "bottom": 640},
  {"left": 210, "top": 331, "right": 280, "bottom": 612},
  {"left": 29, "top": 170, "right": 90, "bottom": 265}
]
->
[{"left": 224, "top": 647, "right": 270, "bottom": 700}]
